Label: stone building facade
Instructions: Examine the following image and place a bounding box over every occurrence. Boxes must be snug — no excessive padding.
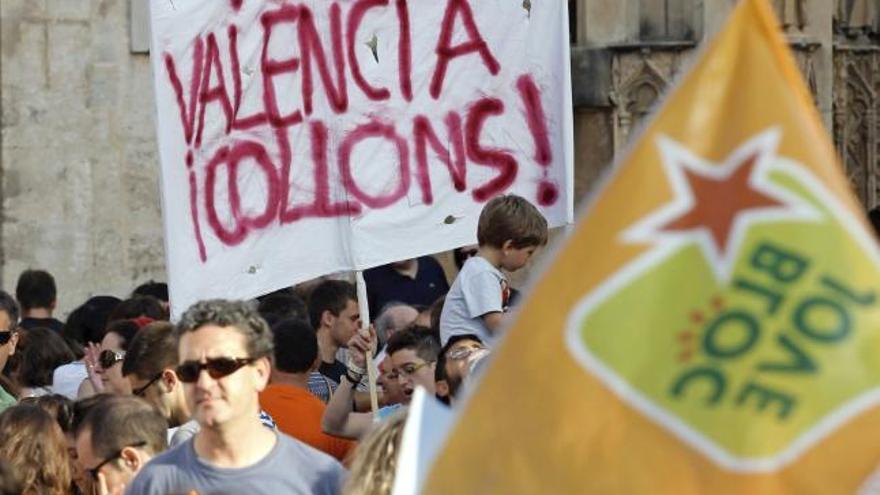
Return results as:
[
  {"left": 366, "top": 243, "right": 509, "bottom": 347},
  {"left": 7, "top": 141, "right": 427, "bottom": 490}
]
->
[
  {"left": 0, "top": 1, "right": 878, "bottom": 314},
  {"left": 571, "top": 0, "right": 880, "bottom": 208}
]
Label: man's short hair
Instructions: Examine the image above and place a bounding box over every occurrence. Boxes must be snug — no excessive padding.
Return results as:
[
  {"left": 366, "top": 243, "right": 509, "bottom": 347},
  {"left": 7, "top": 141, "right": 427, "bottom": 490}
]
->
[
  {"left": 176, "top": 299, "right": 273, "bottom": 360},
  {"left": 271, "top": 318, "right": 318, "bottom": 374},
  {"left": 72, "top": 394, "right": 110, "bottom": 434},
  {"left": 132, "top": 281, "right": 169, "bottom": 303},
  {"left": 63, "top": 296, "right": 121, "bottom": 346},
  {"left": 16, "top": 328, "right": 76, "bottom": 388},
  {"left": 386, "top": 327, "right": 440, "bottom": 364},
  {"left": 77, "top": 395, "right": 168, "bottom": 459},
  {"left": 122, "top": 321, "right": 177, "bottom": 378},
  {"left": 0, "top": 290, "right": 19, "bottom": 327},
  {"left": 15, "top": 269, "right": 56, "bottom": 311},
  {"left": 308, "top": 280, "right": 356, "bottom": 330},
  {"left": 108, "top": 296, "right": 168, "bottom": 323},
  {"left": 440, "top": 334, "right": 483, "bottom": 358},
  {"left": 477, "top": 194, "right": 548, "bottom": 249},
  {"left": 258, "top": 292, "right": 308, "bottom": 327}
]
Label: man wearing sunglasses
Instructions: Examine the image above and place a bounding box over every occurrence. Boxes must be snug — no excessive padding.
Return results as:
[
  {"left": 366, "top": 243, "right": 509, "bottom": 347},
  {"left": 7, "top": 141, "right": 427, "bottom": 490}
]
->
[
  {"left": 129, "top": 299, "right": 344, "bottom": 495},
  {"left": 122, "top": 321, "right": 200, "bottom": 447},
  {"left": 0, "top": 290, "right": 19, "bottom": 412},
  {"left": 76, "top": 395, "right": 168, "bottom": 495}
]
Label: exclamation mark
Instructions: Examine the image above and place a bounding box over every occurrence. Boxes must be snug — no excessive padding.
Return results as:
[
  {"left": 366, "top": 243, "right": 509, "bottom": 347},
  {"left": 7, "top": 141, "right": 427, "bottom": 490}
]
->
[{"left": 516, "top": 74, "right": 558, "bottom": 206}]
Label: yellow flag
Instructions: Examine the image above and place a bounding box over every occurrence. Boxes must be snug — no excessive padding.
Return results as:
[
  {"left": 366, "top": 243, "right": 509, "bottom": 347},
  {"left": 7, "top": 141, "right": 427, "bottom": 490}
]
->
[{"left": 423, "top": 0, "right": 880, "bottom": 493}]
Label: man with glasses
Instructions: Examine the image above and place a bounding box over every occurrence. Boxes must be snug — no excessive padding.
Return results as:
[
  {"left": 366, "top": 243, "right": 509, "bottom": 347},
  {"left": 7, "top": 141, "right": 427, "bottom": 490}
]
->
[
  {"left": 75, "top": 395, "right": 168, "bottom": 495},
  {"left": 387, "top": 327, "right": 440, "bottom": 403},
  {"left": 441, "top": 335, "right": 489, "bottom": 404},
  {"left": 0, "top": 290, "right": 19, "bottom": 412},
  {"left": 129, "top": 299, "right": 344, "bottom": 494},
  {"left": 322, "top": 326, "right": 440, "bottom": 439},
  {"left": 122, "top": 321, "right": 200, "bottom": 446}
]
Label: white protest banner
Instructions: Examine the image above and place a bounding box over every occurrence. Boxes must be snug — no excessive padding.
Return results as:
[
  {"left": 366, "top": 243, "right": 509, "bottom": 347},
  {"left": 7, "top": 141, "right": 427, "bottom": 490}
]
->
[{"left": 150, "top": 0, "right": 574, "bottom": 317}]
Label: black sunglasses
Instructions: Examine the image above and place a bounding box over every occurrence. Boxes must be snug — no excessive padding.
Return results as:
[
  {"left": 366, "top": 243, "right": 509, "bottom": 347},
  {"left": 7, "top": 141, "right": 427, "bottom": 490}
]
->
[
  {"left": 175, "top": 357, "right": 257, "bottom": 383},
  {"left": 86, "top": 440, "right": 147, "bottom": 481},
  {"left": 99, "top": 350, "right": 125, "bottom": 369},
  {"left": 0, "top": 332, "right": 12, "bottom": 346},
  {"left": 132, "top": 372, "right": 164, "bottom": 397}
]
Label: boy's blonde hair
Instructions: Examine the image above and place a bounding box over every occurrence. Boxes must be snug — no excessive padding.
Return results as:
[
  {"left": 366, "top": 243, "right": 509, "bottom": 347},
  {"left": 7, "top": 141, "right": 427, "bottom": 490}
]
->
[{"left": 477, "top": 194, "right": 548, "bottom": 248}]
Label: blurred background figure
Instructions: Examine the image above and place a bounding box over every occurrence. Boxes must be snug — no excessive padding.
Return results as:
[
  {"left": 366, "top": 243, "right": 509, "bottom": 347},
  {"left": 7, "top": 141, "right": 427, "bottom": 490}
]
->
[
  {"left": 14, "top": 327, "right": 75, "bottom": 399},
  {"left": 132, "top": 281, "right": 169, "bottom": 312},
  {"left": 0, "top": 291, "right": 20, "bottom": 412},
  {"left": 16, "top": 269, "right": 63, "bottom": 333},
  {"left": 75, "top": 395, "right": 168, "bottom": 495},
  {"left": 364, "top": 257, "right": 449, "bottom": 317},
  {"left": 342, "top": 409, "right": 407, "bottom": 495},
  {"left": 54, "top": 295, "right": 122, "bottom": 400},
  {"left": 0, "top": 404, "right": 72, "bottom": 495}
]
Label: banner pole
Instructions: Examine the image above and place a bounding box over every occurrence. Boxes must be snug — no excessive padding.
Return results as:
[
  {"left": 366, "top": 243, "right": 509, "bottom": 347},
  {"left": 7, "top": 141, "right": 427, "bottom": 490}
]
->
[{"left": 355, "top": 270, "right": 380, "bottom": 416}]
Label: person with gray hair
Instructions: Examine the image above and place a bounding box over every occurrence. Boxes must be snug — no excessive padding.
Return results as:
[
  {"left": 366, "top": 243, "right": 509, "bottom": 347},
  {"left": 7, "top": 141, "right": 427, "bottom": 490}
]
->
[
  {"left": 373, "top": 302, "right": 418, "bottom": 347},
  {"left": 128, "top": 299, "right": 344, "bottom": 495}
]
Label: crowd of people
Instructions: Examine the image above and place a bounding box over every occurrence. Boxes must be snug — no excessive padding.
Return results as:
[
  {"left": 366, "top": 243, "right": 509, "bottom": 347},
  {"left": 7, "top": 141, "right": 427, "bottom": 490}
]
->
[{"left": 0, "top": 194, "right": 548, "bottom": 494}]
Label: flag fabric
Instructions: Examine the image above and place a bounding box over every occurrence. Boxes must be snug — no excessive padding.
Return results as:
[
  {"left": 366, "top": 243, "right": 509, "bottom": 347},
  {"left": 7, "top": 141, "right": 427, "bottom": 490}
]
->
[
  {"left": 392, "top": 388, "right": 455, "bottom": 495},
  {"left": 422, "top": 0, "right": 880, "bottom": 493}
]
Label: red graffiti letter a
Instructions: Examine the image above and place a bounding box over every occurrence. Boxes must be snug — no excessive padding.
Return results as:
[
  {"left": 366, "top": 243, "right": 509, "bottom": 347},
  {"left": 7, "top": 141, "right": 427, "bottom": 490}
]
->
[{"left": 429, "top": 0, "right": 500, "bottom": 100}]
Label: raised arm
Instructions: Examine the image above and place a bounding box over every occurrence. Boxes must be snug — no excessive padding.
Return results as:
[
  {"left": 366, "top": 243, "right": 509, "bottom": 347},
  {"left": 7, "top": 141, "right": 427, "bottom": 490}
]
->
[{"left": 321, "top": 327, "right": 377, "bottom": 440}]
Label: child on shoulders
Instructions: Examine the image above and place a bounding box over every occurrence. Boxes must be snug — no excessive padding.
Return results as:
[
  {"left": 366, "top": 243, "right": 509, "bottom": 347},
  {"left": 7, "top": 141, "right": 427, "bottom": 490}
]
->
[{"left": 440, "top": 194, "right": 548, "bottom": 347}]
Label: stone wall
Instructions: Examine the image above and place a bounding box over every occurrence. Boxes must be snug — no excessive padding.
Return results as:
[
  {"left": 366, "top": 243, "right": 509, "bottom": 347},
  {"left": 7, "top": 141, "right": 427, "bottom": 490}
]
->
[{"left": 0, "top": 0, "right": 164, "bottom": 315}]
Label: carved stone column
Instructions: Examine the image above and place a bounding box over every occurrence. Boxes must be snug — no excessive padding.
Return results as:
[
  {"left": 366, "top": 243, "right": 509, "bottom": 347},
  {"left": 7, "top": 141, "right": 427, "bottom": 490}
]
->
[{"left": 833, "top": 0, "right": 879, "bottom": 208}]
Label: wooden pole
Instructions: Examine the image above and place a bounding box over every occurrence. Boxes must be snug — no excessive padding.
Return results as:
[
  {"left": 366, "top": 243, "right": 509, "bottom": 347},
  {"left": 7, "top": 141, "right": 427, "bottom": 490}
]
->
[{"left": 355, "top": 270, "right": 380, "bottom": 416}]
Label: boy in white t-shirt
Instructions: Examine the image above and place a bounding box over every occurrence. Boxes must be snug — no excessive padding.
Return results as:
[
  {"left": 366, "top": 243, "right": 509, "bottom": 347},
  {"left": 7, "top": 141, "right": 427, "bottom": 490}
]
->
[{"left": 440, "top": 194, "right": 548, "bottom": 347}]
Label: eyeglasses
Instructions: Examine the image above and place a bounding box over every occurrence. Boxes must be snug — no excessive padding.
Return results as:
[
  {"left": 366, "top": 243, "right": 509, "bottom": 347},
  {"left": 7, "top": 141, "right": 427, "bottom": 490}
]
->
[
  {"left": 446, "top": 345, "right": 487, "bottom": 361},
  {"left": 393, "top": 361, "right": 434, "bottom": 378},
  {"left": 86, "top": 441, "right": 147, "bottom": 481},
  {"left": 99, "top": 350, "right": 125, "bottom": 369},
  {"left": 0, "top": 331, "right": 12, "bottom": 346},
  {"left": 132, "top": 372, "right": 163, "bottom": 397},
  {"left": 175, "top": 357, "right": 256, "bottom": 383}
]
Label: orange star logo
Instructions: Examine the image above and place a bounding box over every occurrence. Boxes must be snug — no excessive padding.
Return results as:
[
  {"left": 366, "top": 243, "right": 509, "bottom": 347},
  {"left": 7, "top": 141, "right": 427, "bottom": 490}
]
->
[{"left": 622, "top": 129, "right": 821, "bottom": 282}]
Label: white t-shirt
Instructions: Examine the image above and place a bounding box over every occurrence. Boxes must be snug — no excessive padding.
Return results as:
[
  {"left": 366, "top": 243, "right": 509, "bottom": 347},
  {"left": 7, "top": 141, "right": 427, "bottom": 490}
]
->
[
  {"left": 52, "top": 361, "right": 88, "bottom": 399},
  {"left": 439, "top": 255, "right": 508, "bottom": 347},
  {"left": 168, "top": 420, "right": 200, "bottom": 447}
]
